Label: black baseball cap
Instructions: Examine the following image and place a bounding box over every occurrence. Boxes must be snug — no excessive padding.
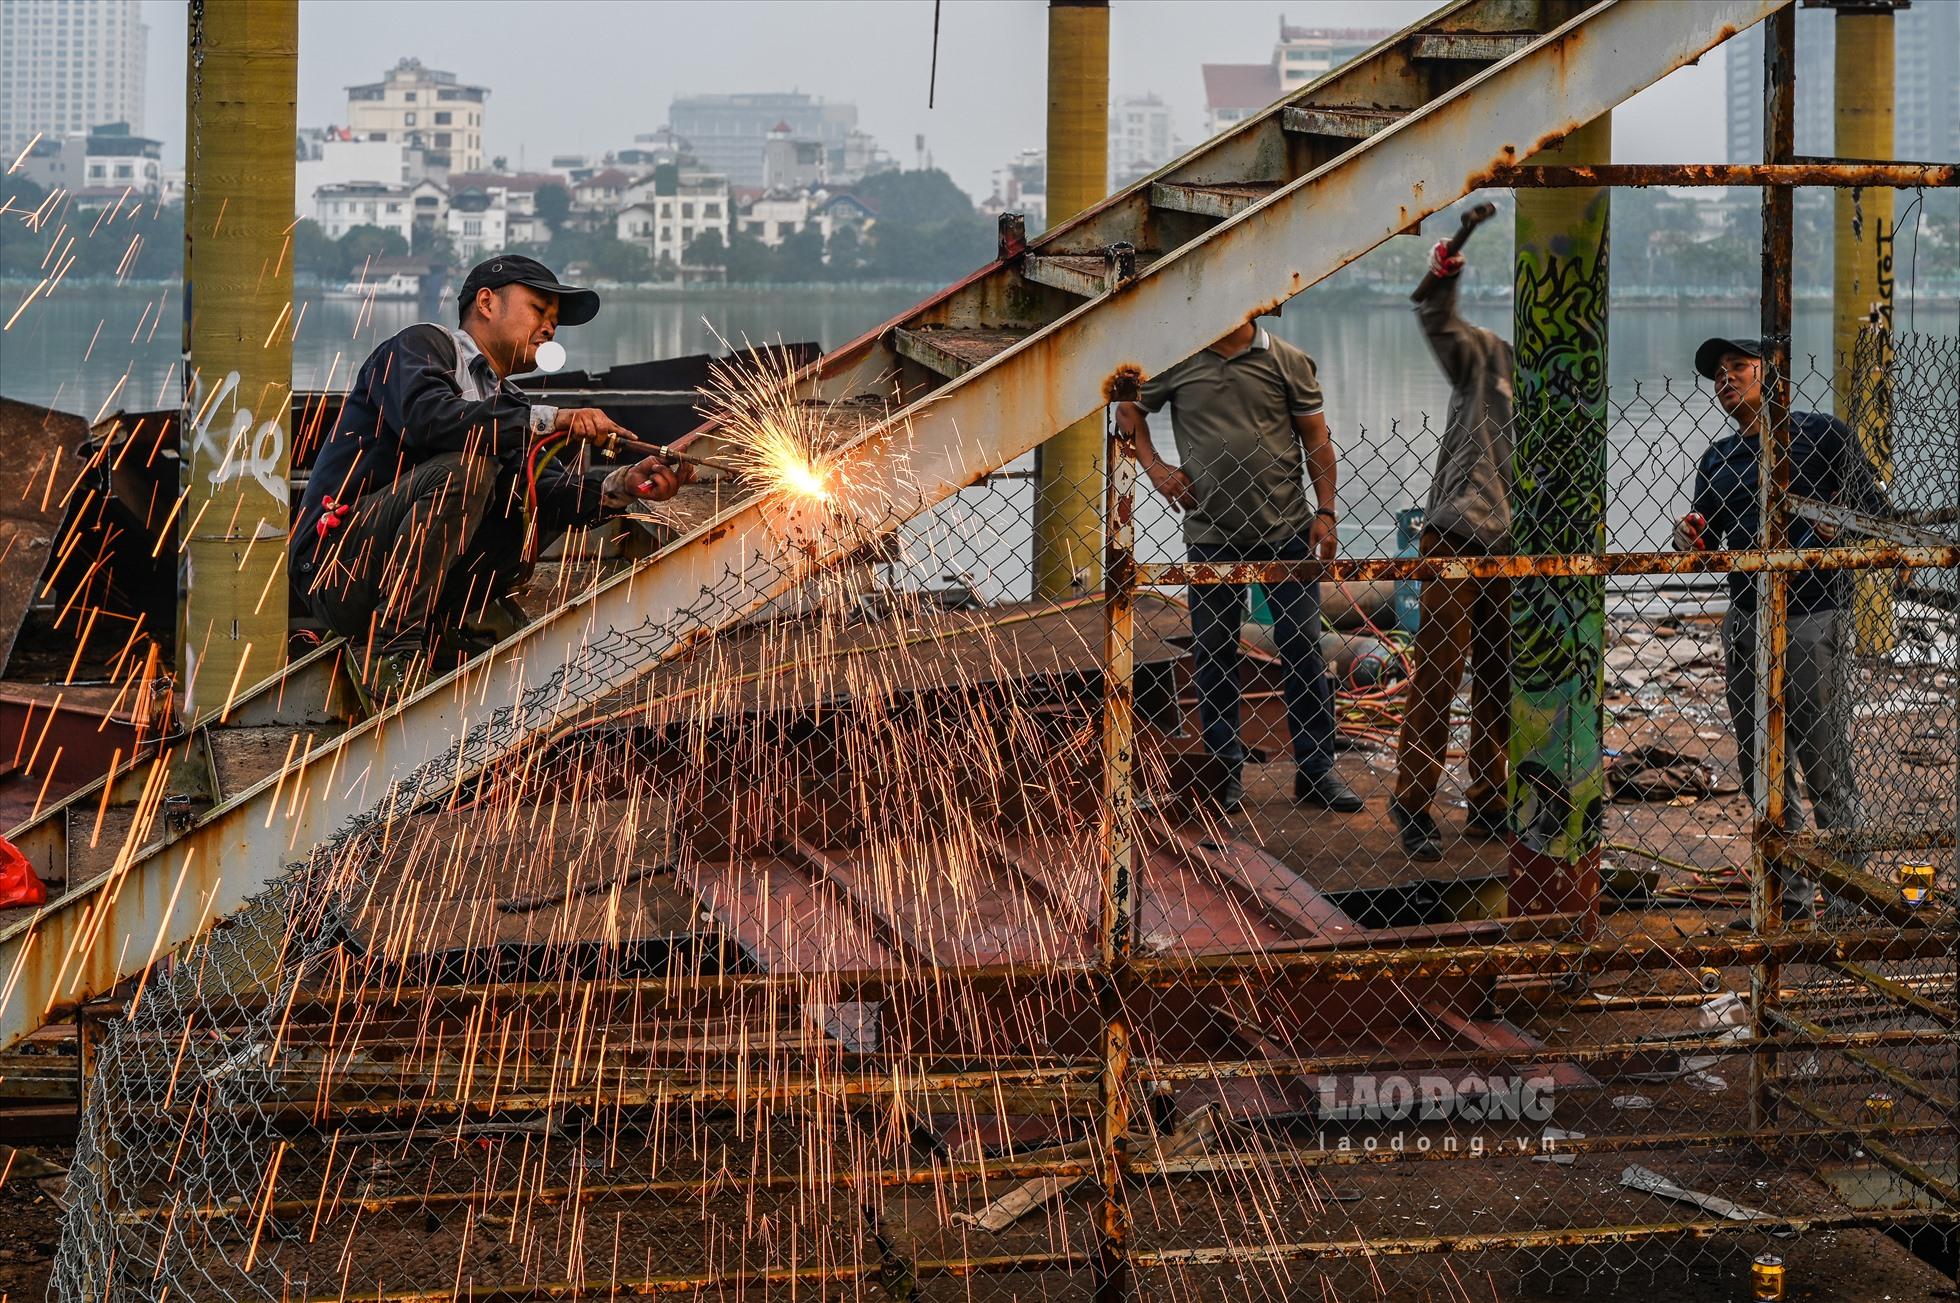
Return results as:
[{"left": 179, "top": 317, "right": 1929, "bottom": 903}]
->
[
  {"left": 1694, "top": 336, "right": 1762, "bottom": 381},
  {"left": 457, "top": 254, "right": 601, "bottom": 326}
]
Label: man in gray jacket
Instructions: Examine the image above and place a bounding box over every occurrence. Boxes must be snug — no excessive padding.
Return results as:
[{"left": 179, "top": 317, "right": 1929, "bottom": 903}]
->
[{"left": 1390, "top": 241, "right": 1514, "bottom": 861}]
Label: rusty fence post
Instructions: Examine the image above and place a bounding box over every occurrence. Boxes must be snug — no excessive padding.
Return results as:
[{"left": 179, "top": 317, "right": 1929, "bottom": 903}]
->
[
  {"left": 1752, "top": 1, "right": 1796, "bottom": 1138},
  {"left": 1096, "top": 378, "right": 1140, "bottom": 1303}
]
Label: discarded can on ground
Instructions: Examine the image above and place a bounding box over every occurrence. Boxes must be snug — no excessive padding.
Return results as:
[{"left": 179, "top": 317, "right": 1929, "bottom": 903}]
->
[
  {"left": 1863, "top": 1091, "right": 1895, "bottom": 1123},
  {"left": 1900, "top": 862, "right": 1934, "bottom": 906},
  {"left": 1751, "top": 1252, "right": 1785, "bottom": 1301},
  {"left": 1697, "top": 966, "right": 1721, "bottom": 993}
]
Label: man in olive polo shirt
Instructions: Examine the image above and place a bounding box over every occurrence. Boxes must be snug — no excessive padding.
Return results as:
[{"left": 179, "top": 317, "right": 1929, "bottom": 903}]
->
[{"left": 1116, "top": 320, "right": 1362, "bottom": 815}]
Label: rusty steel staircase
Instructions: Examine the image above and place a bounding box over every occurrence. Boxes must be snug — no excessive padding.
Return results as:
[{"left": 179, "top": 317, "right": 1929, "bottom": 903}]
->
[{"left": 0, "top": 0, "right": 1784, "bottom": 1051}]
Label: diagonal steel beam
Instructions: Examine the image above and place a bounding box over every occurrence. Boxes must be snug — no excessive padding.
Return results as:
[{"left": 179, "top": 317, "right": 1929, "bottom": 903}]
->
[{"left": 0, "top": 0, "right": 1784, "bottom": 1051}]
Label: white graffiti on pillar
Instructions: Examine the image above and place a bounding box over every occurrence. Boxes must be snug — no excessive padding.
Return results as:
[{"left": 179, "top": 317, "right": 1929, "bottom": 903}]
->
[{"left": 184, "top": 368, "right": 287, "bottom": 503}]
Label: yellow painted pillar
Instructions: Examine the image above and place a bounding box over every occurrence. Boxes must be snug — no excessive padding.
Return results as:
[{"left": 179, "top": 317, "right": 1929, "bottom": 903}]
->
[
  {"left": 1032, "top": 0, "right": 1109, "bottom": 599},
  {"left": 179, "top": 0, "right": 297, "bottom": 716},
  {"left": 1831, "top": 5, "right": 1897, "bottom": 654}
]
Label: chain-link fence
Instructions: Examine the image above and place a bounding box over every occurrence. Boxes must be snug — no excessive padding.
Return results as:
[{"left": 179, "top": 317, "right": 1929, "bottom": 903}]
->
[{"left": 51, "top": 325, "right": 1957, "bottom": 1301}]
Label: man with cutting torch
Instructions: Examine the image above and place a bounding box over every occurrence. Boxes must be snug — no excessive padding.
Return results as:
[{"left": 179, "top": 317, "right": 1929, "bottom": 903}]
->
[{"left": 290, "top": 254, "right": 689, "bottom": 702}]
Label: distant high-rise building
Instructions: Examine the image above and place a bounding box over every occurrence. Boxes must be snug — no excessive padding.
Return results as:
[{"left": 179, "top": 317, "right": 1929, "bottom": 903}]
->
[
  {"left": 346, "top": 58, "right": 488, "bottom": 176},
  {"left": 1109, "top": 94, "right": 1176, "bottom": 188},
  {"left": 1202, "top": 18, "right": 1389, "bottom": 138},
  {"left": 0, "top": 0, "right": 148, "bottom": 161},
  {"left": 1726, "top": 5, "right": 1959, "bottom": 163},
  {"left": 669, "top": 93, "right": 858, "bottom": 188}
]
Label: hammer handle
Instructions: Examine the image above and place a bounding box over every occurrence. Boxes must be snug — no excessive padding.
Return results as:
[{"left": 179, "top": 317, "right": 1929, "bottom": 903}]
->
[{"left": 1410, "top": 201, "right": 1499, "bottom": 303}]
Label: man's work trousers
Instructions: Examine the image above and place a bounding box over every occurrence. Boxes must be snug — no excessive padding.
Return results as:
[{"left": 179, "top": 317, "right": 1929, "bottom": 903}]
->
[
  {"left": 1723, "top": 603, "right": 1860, "bottom": 915},
  {"left": 304, "top": 452, "right": 513, "bottom": 651},
  {"left": 1393, "top": 528, "right": 1510, "bottom": 819},
  {"left": 1187, "top": 531, "right": 1337, "bottom": 778}
]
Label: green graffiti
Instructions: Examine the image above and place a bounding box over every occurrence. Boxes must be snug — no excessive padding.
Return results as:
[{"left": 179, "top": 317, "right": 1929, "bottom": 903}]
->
[{"left": 1509, "top": 190, "right": 1609, "bottom": 863}]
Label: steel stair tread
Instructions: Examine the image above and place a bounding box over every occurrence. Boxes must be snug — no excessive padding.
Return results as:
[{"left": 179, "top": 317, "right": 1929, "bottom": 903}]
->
[
  {"left": 890, "top": 326, "right": 1031, "bottom": 378},
  {"left": 1281, "top": 104, "right": 1409, "bottom": 140},
  {"left": 1021, "top": 250, "right": 1161, "bottom": 297},
  {"left": 1410, "top": 30, "right": 1537, "bottom": 61},
  {"left": 1148, "top": 180, "right": 1284, "bottom": 219}
]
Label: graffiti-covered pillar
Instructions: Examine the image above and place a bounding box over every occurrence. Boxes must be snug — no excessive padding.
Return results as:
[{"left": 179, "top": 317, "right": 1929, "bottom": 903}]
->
[
  {"left": 1507, "top": 114, "right": 1611, "bottom": 932},
  {"left": 179, "top": 0, "right": 297, "bottom": 715}
]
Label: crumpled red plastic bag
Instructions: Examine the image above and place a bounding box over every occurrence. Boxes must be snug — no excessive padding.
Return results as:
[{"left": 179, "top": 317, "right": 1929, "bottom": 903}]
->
[{"left": 0, "top": 836, "right": 46, "bottom": 907}]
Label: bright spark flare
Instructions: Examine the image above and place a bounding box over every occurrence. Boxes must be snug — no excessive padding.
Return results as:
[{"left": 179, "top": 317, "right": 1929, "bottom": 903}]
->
[{"left": 697, "top": 339, "right": 837, "bottom": 506}]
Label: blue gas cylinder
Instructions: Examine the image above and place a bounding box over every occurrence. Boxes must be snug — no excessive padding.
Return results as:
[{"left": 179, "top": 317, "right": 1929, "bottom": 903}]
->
[{"left": 1394, "top": 506, "right": 1425, "bottom": 632}]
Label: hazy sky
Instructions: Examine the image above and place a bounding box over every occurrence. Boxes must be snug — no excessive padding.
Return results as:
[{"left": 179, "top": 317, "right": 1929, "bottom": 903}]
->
[{"left": 140, "top": 0, "right": 1730, "bottom": 200}]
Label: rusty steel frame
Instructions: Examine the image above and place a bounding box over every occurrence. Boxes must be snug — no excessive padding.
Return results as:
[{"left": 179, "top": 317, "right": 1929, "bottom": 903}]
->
[
  {"left": 1794, "top": 825, "right": 1957, "bottom": 855},
  {"left": 1767, "top": 1007, "right": 1957, "bottom": 1115},
  {"left": 283, "top": 1209, "right": 1960, "bottom": 1303},
  {"left": 3, "top": 0, "right": 1787, "bottom": 1057},
  {"left": 118, "top": 1118, "right": 1958, "bottom": 1231},
  {"left": 1488, "top": 162, "right": 1956, "bottom": 187},
  {"left": 37, "top": 4, "right": 1960, "bottom": 1294},
  {"left": 1137, "top": 1120, "right": 1953, "bottom": 1177},
  {"left": 1137, "top": 543, "right": 1960, "bottom": 586},
  {"left": 1127, "top": 1209, "right": 1960, "bottom": 1268},
  {"left": 299, "top": 1251, "right": 1093, "bottom": 1303},
  {"left": 1752, "top": 0, "right": 1798, "bottom": 1139},
  {"left": 1770, "top": 839, "right": 1946, "bottom": 929},
  {"left": 104, "top": 1025, "right": 1953, "bottom": 1126},
  {"left": 1098, "top": 392, "right": 1140, "bottom": 1297},
  {"left": 1827, "top": 960, "right": 1960, "bottom": 1030},
  {"left": 1773, "top": 1085, "right": 1960, "bottom": 1209},
  {"left": 183, "top": 924, "right": 1951, "bottom": 1019},
  {"left": 1788, "top": 495, "right": 1960, "bottom": 550}
]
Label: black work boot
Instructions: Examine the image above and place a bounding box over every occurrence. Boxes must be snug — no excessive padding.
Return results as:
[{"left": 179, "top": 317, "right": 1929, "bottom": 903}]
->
[
  {"left": 1177, "top": 754, "right": 1242, "bottom": 816},
  {"left": 354, "top": 640, "right": 430, "bottom": 714},
  {"left": 1463, "top": 806, "right": 1508, "bottom": 840},
  {"left": 1205, "top": 754, "right": 1244, "bottom": 814},
  {"left": 1295, "top": 769, "right": 1363, "bottom": 813},
  {"left": 1388, "top": 800, "right": 1443, "bottom": 861}
]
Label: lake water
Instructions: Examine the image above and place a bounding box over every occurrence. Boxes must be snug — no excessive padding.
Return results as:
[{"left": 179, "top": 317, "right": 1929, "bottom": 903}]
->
[{"left": 2, "top": 281, "right": 1942, "bottom": 589}]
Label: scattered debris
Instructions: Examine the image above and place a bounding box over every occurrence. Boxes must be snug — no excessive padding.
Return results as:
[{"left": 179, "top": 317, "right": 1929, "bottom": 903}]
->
[
  {"left": 952, "top": 1108, "right": 1218, "bottom": 1233},
  {"left": 1532, "top": 1128, "right": 1585, "bottom": 1165},
  {"left": 1607, "top": 745, "right": 1735, "bottom": 802},
  {"left": 1620, "top": 1164, "right": 1772, "bottom": 1222}
]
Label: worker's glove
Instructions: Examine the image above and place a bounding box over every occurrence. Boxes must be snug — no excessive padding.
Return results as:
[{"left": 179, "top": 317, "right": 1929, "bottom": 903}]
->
[
  {"left": 1672, "top": 512, "right": 1708, "bottom": 551},
  {"left": 1428, "top": 240, "right": 1465, "bottom": 279},
  {"left": 601, "top": 456, "right": 689, "bottom": 509}
]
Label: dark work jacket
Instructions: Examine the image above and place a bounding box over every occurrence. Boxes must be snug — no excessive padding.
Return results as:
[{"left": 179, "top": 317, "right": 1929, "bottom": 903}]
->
[
  {"left": 1691, "top": 410, "right": 1886, "bottom": 618},
  {"left": 291, "top": 323, "right": 609, "bottom": 594},
  {"left": 1415, "top": 274, "right": 1514, "bottom": 550}
]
